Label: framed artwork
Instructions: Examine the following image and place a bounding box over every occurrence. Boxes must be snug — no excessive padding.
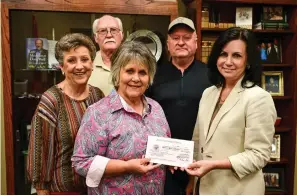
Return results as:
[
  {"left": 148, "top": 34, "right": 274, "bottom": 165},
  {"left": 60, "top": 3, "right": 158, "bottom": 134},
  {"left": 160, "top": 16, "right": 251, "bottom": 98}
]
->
[
  {"left": 263, "top": 167, "right": 285, "bottom": 192},
  {"left": 235, "top": 7, "right": 253, "bottom": 29},
  {"left": 258, "top": 38, "right": 282, "bottom": 64},
  {"left": 262, "top": 6, "right": 285, "bottom": 23},
  {"left": 271, "top": 134, "right": 281, "bottom": 159},
  {"left": 261, "top": 71, "right": 284, "bottom": 96}
]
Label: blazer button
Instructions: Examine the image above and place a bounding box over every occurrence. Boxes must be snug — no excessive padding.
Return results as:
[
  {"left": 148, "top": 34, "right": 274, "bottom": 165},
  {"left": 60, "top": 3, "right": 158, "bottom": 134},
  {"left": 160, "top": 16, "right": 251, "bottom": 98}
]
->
[{"left": 201, "top": 147, "right": 203, "bottom": 153}]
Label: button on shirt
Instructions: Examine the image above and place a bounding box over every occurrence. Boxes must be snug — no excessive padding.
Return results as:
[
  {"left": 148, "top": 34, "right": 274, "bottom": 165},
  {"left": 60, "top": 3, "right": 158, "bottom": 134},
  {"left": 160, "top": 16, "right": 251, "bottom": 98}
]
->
[
  {"left": 72, "top": 90, "right": 171, "bottom": 195},
  {"left": 88, "top": 51, "right": 114, "bottom": 96}
]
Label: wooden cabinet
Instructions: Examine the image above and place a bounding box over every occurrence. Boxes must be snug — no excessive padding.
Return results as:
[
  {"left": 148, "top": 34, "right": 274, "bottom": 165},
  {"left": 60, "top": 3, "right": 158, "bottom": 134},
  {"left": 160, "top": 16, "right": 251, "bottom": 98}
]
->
[
  {"left": 196, "top": 0, "right": 297, "bottom": 194},
  {"left": 1, "top": 0, "right": 178, "bottom": 194}
]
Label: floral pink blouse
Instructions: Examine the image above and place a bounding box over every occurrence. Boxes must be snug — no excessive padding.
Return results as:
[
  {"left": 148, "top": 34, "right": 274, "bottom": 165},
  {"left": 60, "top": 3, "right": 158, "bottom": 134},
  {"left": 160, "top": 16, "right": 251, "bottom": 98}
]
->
[{"left": 72, "top": 90, "right": 171, "bottom": 195}]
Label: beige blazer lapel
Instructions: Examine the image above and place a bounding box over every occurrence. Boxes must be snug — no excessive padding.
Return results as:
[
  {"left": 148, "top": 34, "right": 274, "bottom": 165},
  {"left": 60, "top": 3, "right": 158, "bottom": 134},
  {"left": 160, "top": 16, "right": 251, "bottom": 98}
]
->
[
  {"left": 203, "top": 87, "right": 221, "bottom": 140},
  {"left": 205, "top": 78, "right": 245, "bottom": 144}
]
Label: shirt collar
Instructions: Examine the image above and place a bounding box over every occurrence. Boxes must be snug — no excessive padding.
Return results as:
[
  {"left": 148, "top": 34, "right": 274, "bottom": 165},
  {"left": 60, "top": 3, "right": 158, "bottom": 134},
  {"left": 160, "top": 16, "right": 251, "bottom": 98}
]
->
[
  {"left": 93, "top": 51, "right": 111, "bottom": 71},
  {"left": 109, "top": 90, "right": 151, "bottom": 115}
]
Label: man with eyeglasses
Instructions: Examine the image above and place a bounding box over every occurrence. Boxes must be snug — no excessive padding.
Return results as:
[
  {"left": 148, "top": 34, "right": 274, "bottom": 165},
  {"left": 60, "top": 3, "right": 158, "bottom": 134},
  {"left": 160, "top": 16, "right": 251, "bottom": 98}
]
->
[
  {"left": 146, "top": 17, "right": 210, "bottom": 195},
  {"left": 88, "top": 15, "right": 124, "bottom": 96}
]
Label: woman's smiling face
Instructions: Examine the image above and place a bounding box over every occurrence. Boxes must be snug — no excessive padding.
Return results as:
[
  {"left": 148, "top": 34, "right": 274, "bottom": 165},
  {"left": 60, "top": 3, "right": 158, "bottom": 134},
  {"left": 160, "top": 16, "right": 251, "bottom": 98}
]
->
[
  {"left": 217, "top": 39, "right": 247, "bottom": 84},
  {"left": 61, "top": 46, "right": 93, "bottom": 86},
  {"left": 117, "top": 60, "right": 149, "bottom": 101}
]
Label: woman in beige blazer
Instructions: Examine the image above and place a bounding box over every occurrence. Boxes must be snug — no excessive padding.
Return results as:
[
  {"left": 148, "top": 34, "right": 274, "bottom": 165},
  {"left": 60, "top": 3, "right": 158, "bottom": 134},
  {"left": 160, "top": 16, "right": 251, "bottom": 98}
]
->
[{"left": 185, "top": 27, "right": 277, "bottom": 194}]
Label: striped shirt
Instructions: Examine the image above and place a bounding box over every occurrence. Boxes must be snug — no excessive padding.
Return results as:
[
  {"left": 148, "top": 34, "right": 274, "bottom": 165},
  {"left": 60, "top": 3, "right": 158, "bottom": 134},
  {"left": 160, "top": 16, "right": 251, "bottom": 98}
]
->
[{"left": 27, "top": 85, "right": 104, "bottom": 192}]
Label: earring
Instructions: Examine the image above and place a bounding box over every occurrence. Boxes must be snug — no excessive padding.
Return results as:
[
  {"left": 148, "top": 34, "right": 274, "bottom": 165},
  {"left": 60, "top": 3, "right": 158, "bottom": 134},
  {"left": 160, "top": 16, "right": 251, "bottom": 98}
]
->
[{"left": 62, "top": 71, "right": 65, "bottom": 75}]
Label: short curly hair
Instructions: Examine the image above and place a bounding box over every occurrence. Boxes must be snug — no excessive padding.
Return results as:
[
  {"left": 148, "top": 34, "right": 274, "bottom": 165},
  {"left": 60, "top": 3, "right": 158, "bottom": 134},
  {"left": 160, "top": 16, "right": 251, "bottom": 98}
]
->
[
  {"left": 110, "top": 41, "right": 156, "bottom": 89},
  {"left": 55, "top": 33, "right": 96, "bottom": 65}
]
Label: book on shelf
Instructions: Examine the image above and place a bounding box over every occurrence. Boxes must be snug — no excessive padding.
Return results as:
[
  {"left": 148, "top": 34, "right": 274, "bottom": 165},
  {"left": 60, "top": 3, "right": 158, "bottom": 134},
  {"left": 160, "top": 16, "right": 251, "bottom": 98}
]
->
[
  {"left": 48, "top": 40, "right": 59, "bottom": 69},
  {"left": 253, "top": 22, "right": 289, "bottom": 30},
  {"left": 26, "top": 38, "right": 49, "bottom": 69},
  {"left": 201, "top": 40, "right": 215, "bottom": 63}
]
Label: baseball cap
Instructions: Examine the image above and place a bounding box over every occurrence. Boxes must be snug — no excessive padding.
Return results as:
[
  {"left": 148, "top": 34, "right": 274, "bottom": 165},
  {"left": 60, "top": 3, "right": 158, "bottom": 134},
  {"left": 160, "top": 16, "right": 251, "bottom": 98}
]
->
[{"left": 168, "top": 17, "right": 196, "bottom": 33}]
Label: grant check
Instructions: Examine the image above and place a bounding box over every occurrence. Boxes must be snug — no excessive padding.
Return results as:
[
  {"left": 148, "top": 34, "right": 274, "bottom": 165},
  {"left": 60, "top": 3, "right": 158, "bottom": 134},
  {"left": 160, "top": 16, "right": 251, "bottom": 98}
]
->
[{"left": 145, "top": 136, "right": 194, "bottom": 167}]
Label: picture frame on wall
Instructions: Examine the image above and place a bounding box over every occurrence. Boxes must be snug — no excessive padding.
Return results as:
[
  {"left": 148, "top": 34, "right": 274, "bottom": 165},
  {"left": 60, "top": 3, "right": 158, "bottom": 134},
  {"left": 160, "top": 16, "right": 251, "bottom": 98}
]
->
[
  {"left": 263, "top": 167, "right": 285, "bottom": 192},
  {"left": 271, "top": 134, "right": 281, "bottom": 159},
  {"left": 258, "top": 38, "right": 282, "bottom": 64},
  {"left": 262, "top": 6, "right": 285, "bottom": 23},
  {"left": 262, "top": 71, "right": 284, "bottom": 96}
]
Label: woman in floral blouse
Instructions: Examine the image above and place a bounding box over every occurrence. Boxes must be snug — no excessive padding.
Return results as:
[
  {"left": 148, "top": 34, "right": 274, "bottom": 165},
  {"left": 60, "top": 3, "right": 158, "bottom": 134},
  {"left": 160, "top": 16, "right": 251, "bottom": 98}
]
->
[{"left": 72, "top": 41, "right": 171, "bottom": 195}]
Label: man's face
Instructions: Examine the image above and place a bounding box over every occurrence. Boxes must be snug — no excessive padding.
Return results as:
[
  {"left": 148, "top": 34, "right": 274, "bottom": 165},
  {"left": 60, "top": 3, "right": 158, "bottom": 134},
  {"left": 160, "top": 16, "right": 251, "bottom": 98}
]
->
[
  {"left": 94, "top": 16, "right": 123, "bottom": 52},
  {"left": 35, "top": 40, "right": 43, "bottom": 50},
  {"left": 167, "top": 26, "right": 197, "bottom": 59}
]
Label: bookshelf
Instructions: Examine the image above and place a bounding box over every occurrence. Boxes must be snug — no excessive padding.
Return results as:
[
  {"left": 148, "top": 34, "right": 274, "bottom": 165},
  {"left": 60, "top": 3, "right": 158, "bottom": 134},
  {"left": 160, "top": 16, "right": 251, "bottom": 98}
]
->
[{"left": 196, "top": 0, "right": 297, "bottom": 194}]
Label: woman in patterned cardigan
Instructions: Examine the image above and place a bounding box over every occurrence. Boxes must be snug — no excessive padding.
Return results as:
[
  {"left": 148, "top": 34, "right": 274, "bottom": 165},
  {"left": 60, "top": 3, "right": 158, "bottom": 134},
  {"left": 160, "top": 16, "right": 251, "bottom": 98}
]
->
[
  {"left": 27, "top": 33, "right": 104, "bottom": 195},
  {"left": 72, "top": 41, "right": 171, "bottom": 195}
]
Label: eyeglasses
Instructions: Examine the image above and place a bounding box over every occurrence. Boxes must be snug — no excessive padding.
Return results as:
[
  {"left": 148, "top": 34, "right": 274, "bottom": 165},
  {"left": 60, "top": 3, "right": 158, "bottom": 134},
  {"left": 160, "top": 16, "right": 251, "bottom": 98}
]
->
[
  {"left": 96, "top": 27, "right": 121, "bottom": 36},
  {"left": 169, "top": 35, "right": 194, "bottom": 42}
]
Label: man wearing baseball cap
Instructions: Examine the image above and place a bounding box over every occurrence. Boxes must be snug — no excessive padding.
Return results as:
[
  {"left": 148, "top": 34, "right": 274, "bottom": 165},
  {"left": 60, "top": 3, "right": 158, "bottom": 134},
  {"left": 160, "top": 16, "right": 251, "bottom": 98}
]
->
[{"left": 146, "top": 17, "right": 210, "bottom": 195}]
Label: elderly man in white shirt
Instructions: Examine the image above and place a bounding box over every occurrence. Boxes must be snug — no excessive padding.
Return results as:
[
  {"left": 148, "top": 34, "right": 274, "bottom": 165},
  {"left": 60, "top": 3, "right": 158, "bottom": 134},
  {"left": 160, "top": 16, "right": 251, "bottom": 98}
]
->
[{"left": 88, "top": 15, "right": 124, "bottom": 96}]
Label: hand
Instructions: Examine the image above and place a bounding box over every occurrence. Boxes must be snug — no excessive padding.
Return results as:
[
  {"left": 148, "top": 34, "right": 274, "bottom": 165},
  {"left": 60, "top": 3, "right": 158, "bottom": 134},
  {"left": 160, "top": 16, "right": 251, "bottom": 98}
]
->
[
  {"left": 185, "top": 160, "right": 215, "bottom": 177},
  {"left": 126, "top": 158, "right": 160, "bottom": 175},
  {"left": 36, "top": 189, "right": 49, "bottom": 195}
]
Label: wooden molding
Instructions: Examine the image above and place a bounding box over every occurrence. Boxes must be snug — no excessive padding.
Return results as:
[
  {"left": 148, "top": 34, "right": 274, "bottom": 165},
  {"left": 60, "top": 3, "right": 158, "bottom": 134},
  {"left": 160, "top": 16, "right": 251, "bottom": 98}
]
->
[
  {"left": 1, "top": 3, "right": 14, "bottom": 195},
  {"left": 4, "top": 0, "right": 178, "bottom": 17}
]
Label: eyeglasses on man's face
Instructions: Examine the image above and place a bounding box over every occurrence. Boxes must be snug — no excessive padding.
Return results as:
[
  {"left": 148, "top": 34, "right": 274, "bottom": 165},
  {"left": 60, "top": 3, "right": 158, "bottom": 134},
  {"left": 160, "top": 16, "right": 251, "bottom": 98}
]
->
[
  {"left": 169, "top": 34, "right": 194, "bottom": 42},
  {"left": 97, "top": 27, "right": 121, "bottom": 36}
]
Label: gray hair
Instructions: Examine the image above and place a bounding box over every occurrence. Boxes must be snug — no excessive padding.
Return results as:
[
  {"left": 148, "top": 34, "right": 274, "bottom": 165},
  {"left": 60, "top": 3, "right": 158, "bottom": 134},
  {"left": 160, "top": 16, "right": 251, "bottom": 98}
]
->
[
  {"left": 55, "top": 33, "right": 96, "bottom": 65},
  {"left": 92, "top": 15, "right": 123, "bottom": 34},
  {"left": 110, "top": 41, "right": 156, "bottom": 88}
]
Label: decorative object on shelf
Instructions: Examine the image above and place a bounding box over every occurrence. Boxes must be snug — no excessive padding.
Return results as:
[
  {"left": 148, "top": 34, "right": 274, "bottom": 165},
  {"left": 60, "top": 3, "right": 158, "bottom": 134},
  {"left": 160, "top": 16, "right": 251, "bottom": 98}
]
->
[
  {"left": 263, "top": 6, "right": 285, "bottom": 23},
  {"left": 201, "top": 40, "right": 215, "bottom": 63},
  {"left": 13, "top": 79, "right": 28, "bottom": 96},
  {"left": 271, "top": 134, "right": 281, "bottom": 159},
  {"left": 235, "top": 7, "right": 253, "bottom": 29},
  {"left": 274, "top": 117, "right": 282, "bottom": 127},
  {"left": 261, "top": 71, "right": 284, "bottom": 96},
  {"left": 258, "top": 38, "right": 282, "bottom": 64},
  {"left": 256, "top": 7, "right": 288, "bottom": 30},
  {"left": 26, "top": 38, "right": 49, "bottom": 69},
  {"left": 263, "top": 167, "right": 285, "bottom": 192},
  {"left": 201, "top": 4, "right": 210, "bottom": 28},
  {"left": 126, "top": 30, "right": 162, "bottom": 62}
]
